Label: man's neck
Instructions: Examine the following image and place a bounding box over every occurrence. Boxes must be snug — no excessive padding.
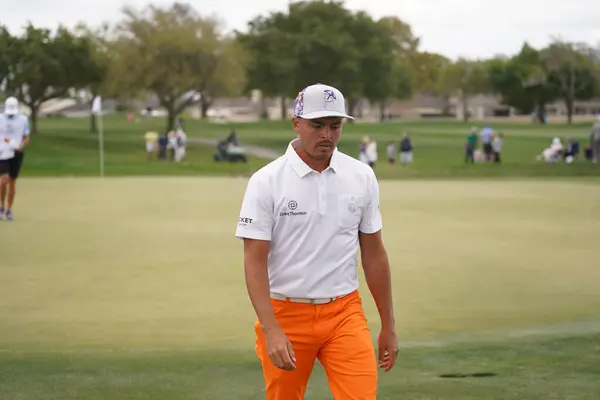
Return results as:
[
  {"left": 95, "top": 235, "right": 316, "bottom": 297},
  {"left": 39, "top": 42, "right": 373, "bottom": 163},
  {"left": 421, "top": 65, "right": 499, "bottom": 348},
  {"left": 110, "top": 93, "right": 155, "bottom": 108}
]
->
[{"left": 295, "top": 147, "right": 330, "bottom": 173}]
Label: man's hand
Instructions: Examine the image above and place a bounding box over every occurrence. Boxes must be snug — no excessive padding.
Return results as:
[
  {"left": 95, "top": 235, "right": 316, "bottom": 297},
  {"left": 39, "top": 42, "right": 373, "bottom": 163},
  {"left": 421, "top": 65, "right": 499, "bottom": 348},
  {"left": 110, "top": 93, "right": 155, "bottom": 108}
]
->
[
  {"left": 377, "top": 328, "right": 399, "bottom": 372},
  {"left": 263, "top": 326, "right": 296, "bottom": 371}
]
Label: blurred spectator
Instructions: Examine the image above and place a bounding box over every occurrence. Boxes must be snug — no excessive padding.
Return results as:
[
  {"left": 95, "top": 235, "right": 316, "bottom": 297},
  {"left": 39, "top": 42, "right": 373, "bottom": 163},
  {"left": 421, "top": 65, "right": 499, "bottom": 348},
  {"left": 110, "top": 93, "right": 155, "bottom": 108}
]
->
[
  {"left": 399, "top": 132, "right": 413, "bottom": 165},
  {"left": 365, "top": 136, "right": 378, "bottom": 168},
  {"left": 386, "top": 141, "right": 396, "bottom": 165},
  {"left": 174, "top": 129, "right": 187, "bottom": 162},
  {"left": 227, "top": 129, "right": 239, "bottom": 146},
  {"left": 167, "top": 131, "right": 177, "bottom": 161},
  {"left": 158, "top": 132, "right": 168, "bottom": 160},
  {"left": 480, "top": 125, "right": 494, "bottom": 162},
  {"left": 563, "top": 137, "right": 580, "bottom": 164},
  {"left": 537, "top": 137, "right": 563, "bottom": 163},
  {"left": 465, "top": 127, "right": 478, "bottom": 164},
  {"left": 492, "top": 132, "right": 504, "bottom": 163},
  {"left": 358, "top": 137, "right": 369, "bottom": 164},
  {"left": 144, "top": 130, "right": 158, "bottom": 161}
]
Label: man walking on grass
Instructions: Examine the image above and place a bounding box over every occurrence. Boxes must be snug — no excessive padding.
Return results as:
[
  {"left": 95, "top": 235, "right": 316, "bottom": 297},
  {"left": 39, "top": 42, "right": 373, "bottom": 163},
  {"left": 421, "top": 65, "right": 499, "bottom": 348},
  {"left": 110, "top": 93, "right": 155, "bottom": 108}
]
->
[
  {"left": 0, "top": 97, "right": 30, "bottom": 221},
  {"left": 236, "top": 83, "right": 398, "bottom": 399}
]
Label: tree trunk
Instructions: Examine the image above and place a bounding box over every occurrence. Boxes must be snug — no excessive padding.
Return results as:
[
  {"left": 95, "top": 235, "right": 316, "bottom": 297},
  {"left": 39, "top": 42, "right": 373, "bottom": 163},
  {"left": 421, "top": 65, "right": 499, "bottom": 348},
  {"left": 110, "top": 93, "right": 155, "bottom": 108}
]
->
[
  {"left": 260, "top": 98, "right": 268, "bottom": 120},
  {"left": 280, "top": 97, "right": 287, "bottom": 120},
  {"left": 442, "top": 95, "right": 451, "bottom": 115},
  {"left": 347, "top": 99, "right": 359, "bottom": 124},
  {"left": 166, "top": 104, "right": 176, "bottom": 132},
  {"left": 378, "top": 101, "right": 386, "bottom": 122},
  {"left": 29, "top": 106, "right": 39, "bottom": 134},
  {"left": 536, "top": 102, "right": 546, "bottom": 124},
  {"left": 462, "top": 95, "right": 469, "bottom": 123},
  {"left": 200, "top": 99, "right": 211, "bottom": 119},
  {"left": 565, "top": 97, "right": 573, "bottom": 124}
]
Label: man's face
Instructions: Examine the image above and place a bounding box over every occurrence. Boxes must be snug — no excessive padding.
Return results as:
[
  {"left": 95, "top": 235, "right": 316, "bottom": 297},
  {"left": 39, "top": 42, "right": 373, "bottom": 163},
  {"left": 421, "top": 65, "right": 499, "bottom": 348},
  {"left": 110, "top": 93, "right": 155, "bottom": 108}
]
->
[{"left": 292, "top": 116, "right": 343, "bottom": 161}]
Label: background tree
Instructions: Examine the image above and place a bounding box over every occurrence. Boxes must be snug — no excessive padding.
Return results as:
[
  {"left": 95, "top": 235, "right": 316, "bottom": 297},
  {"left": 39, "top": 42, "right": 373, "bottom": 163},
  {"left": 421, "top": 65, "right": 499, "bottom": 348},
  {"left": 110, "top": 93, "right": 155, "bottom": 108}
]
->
[
  {"left": 0, "top": 26, "right": 13, "bottom": 98},
  {"left": 238, "top": 1, "right": 417, "bottom": 121},
  {"left": 411, "top": 51, "right": 451, "bottom": 112},
  {"left": 283, "top": 1, "right": 361, "bottom": 111},
  {"left": 487, "top": 44, "right": 560, "bottom": 123},
  {"left": 438, "top": 58, "right": 488, "bottom": 123},
  {"left": 360, "top": 16, "right": 414, "bottom": 120},
  {"left": 541, "top": 39, "right": 599, "bottom": 124},
  {"left": 237, "top": 11, "right": 298, "bottom": 119},
  {"left": 73, "top": 22, "right": 114, "bottom": 133},
  {"left": 5, "top": 24, "right": 92, "bottom": 134},
  {"left": 111, "top": 2, "right": 245, "bottom": 131}
]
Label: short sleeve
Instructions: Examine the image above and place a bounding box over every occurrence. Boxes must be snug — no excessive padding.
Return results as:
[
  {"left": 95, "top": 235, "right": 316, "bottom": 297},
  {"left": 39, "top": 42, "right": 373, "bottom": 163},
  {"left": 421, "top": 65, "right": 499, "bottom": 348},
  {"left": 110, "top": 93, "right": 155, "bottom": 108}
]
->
[
  {"left": 235, "top": 173, "right": 274, "bottom": 241},
  {"left": 359, "top": 170, "right": 383, "bottom": 234}
]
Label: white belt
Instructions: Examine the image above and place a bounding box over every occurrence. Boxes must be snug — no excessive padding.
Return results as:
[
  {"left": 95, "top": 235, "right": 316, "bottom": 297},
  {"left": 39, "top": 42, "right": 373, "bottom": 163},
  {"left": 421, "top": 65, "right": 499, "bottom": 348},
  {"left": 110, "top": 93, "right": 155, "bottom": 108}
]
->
[{"left": 270, "top": 292, "right": 349, "bottom": 305}]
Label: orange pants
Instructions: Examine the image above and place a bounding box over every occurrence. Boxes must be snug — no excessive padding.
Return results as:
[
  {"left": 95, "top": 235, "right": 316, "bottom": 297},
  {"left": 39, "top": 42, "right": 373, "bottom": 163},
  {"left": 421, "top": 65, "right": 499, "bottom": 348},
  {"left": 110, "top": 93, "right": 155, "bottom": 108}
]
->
[{"left": 254, "top": 290, "right": 377, "bottom": 399}]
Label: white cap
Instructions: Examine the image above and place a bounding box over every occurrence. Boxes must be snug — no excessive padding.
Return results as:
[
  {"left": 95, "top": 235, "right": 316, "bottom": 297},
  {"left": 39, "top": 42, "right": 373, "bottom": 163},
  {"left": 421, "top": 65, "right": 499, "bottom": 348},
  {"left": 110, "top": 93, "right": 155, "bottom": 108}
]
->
[
  {"left": 293, "top": 83, "right": 354, "bottom": 120},
  {"left": 4, "top": 97, "right": 19, "bottom": 115}
]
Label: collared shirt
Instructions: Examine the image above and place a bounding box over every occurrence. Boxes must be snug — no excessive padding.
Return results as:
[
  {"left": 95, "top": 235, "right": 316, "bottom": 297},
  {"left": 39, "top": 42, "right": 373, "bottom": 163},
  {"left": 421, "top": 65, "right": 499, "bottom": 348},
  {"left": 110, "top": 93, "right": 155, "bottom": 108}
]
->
[
  {"left": 0, "top": 113, "right": 29, "bottom": 160},
  {"left": 235, "top": 139, "right": 383, "bottom": 298},
  {"left": 480, "top": 128, "right": 493, "bottom": 144}
]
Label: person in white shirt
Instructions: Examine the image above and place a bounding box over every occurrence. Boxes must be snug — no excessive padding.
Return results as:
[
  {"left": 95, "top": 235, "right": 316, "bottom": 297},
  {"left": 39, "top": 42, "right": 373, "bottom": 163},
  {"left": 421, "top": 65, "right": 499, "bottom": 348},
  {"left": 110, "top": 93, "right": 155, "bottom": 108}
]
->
[
  {"left": 235, "top": 83, "right": 397, "bottom": 400},
  {"left": 174, "top": 129, "right": 187, "bottom": 162},
  {"left": 0, "top": 97, "right": 30, "bottom": 221},
  {"left": 365, "top": 136, "right": 378, "bottom": 168},
  {"left": 358, "top": 137, "right": 369, "bottom": 164}
]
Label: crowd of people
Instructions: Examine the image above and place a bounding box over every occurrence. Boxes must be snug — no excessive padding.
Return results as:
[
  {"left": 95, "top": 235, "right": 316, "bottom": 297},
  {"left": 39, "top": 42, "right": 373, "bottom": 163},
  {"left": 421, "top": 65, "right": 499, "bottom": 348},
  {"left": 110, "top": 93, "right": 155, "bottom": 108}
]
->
[
  {"left": 354, "top": 118, "right": 600, "bottom": 169},
  {"left": 144, "top": 128, "right": 187, "bottom": 162},
  {"left": 464, "top": 125, "right": 504, "bottom": 164},
  {"left": 358, "top": 133, "right": 414, "bottom": 168},
  {"left": 535, "top": 117, "right": 600, "bottom": 164}
]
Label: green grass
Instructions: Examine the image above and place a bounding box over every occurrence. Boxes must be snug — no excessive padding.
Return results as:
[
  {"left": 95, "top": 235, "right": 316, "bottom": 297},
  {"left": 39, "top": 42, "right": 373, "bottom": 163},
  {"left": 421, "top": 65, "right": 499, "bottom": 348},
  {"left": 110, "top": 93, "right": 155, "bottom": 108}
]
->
[
  {"left": 21, "top": 114, "right": 600, "bottom": 179},
  {"left": 1, "top": 178, "right": 599, "bottom": 399}
]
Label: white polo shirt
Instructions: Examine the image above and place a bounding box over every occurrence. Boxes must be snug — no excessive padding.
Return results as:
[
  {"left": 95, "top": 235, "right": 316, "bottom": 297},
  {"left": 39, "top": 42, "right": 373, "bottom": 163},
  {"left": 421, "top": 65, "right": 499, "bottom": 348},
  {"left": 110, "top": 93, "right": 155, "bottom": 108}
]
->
[{"left": 235, "top": 138, "right": 383, "bottom": 298}]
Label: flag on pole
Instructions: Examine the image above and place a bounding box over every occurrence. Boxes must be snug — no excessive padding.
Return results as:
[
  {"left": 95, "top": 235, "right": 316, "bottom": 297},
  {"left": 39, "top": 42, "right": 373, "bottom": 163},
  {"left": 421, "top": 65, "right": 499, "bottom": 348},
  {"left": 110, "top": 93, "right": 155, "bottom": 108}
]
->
[
  {"left": 92, "top": 96, "right": 105, "bottom": 177},
  {"left": 91, "top": 96, "right": 102, "bottom": 115}
]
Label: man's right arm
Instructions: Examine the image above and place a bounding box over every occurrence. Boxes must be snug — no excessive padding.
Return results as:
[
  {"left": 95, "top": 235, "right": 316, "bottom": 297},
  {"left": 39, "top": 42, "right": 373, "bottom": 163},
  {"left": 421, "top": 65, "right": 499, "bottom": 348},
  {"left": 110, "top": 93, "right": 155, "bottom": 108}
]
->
[
  {"left": 243, "top": 238, "right": 280, "bottom": 332},
  {"left": 235, "top": 174, "right": 279, "bottom": 330},
  {"left": 235, "top": 174, "right": 296, "bottom": 370}
]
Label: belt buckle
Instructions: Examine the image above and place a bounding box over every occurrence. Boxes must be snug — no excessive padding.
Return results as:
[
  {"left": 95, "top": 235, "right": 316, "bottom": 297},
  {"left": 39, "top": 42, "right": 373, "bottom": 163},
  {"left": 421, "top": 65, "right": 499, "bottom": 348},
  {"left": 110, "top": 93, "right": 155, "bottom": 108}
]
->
[{"left": 310, "top": 297, "right": 334, "bottom": 305}]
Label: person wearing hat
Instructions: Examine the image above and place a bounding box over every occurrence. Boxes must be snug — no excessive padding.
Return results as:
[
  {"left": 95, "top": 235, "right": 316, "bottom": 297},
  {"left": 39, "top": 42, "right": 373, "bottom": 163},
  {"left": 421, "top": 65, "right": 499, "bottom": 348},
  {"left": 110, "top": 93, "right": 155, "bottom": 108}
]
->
[
  {"left": 0, "top": 97, "right": 30, "bottom": 220},
  {"left": 235, "top": 83, "right": 398, "bottom": 399}
]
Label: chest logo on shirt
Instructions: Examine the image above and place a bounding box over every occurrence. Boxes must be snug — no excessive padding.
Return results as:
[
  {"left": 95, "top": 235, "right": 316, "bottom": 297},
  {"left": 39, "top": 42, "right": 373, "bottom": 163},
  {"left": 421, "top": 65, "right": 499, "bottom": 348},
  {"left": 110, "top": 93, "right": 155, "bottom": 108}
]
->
[
  {"left": 279, "top": 199, "right": 307, "bottom": 218},
  {"left": 348, "top": 203, "right": 357, "bottom": 214}
]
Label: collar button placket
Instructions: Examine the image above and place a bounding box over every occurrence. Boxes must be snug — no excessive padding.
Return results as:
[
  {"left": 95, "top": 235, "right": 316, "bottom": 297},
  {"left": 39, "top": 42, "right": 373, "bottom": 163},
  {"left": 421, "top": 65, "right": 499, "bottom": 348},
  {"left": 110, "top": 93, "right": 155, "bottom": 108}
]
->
[{"left": 317, "top": 173, "right": 327, "bottom": 216}]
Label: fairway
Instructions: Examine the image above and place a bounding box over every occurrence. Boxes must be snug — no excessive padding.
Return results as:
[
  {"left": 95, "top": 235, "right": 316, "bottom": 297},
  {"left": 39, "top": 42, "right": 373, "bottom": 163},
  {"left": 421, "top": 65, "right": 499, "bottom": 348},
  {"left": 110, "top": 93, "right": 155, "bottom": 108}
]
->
[{"left": 1, "top": 177, "right": 599, "bottom": 399}]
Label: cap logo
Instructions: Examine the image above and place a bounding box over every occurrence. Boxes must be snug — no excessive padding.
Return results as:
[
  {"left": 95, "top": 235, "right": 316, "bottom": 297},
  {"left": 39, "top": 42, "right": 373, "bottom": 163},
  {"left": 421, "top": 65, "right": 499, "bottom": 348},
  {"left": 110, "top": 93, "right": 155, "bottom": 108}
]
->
[
  {"left": 324, "top": 89, "right": 336, "bottom": 103},
  {"left": 294, "top": 90, "right": 305, "bottom": 116}
]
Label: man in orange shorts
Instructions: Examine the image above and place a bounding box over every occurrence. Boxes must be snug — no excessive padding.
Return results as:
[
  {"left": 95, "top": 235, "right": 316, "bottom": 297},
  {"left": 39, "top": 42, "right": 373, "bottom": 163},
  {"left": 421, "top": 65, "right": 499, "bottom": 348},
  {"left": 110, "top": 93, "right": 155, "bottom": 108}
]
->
[{"left": 235, "top": 83, "right": 398, "bottom": 399}]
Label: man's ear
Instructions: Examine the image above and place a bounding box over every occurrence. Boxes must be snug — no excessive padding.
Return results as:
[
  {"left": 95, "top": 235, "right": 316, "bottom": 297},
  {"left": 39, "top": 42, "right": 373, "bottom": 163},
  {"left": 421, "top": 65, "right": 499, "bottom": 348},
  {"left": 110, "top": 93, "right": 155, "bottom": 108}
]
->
[{"left": 292, "top": 117, "right": 301, "bottom": 134}]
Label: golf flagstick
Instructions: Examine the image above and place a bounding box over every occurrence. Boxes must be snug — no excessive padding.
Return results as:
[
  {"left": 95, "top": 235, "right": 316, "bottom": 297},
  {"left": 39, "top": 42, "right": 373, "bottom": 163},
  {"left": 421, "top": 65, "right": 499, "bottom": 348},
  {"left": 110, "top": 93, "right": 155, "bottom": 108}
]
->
[{"left": 91, "top": 96, "right": 104, "bottom": 177}]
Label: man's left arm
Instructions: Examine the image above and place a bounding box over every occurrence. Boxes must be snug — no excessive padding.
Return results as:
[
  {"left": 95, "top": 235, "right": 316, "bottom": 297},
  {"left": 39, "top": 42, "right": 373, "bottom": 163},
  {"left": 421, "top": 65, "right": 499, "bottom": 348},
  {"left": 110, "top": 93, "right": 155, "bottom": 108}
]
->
[
  {"left": 19, "top": 117, "right": 30, "bottom": 151},
  {"left": 358, "top": 171, "right": 398, "bottom": 372}
]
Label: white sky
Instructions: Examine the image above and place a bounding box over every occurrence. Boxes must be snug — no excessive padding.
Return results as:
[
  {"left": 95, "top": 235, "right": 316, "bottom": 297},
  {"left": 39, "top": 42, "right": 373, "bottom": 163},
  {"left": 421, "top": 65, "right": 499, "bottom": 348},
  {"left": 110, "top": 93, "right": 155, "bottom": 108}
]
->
[{"left": 1, "top": 0, "right": 599, "bottom": 60}]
